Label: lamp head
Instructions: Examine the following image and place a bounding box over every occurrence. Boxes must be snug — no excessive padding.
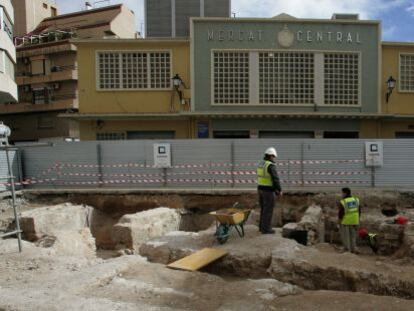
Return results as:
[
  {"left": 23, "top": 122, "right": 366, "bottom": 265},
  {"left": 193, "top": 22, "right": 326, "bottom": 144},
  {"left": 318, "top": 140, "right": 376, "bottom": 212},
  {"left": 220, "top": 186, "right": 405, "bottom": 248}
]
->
[
  {"left": 172, "top": 74, "right": 182, "bottom": 88},
  {"left": 387, "top": 76, "right": 396, "bottom": 90}
]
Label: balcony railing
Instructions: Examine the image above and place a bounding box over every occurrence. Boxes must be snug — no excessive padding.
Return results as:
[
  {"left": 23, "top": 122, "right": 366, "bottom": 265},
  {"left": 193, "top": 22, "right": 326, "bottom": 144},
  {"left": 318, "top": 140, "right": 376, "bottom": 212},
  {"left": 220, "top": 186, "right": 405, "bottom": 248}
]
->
[
  {"left": 0, "top": 93, "right": 78, "bottom": 114},
  {"left": 16, "top": 65, "right": 77, "bottom": 78},
  {"left": 14, "top": 30, "right": 77, "bottom": 48},
  {"left": 51, "top": 93, "right": 78, "bottom": 101}
]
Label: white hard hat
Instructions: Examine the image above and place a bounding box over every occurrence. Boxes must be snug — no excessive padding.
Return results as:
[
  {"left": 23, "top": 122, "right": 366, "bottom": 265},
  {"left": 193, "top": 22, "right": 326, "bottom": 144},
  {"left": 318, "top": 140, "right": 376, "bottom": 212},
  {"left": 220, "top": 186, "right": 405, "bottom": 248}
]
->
[{"left": 265, "top": 147, "right": 278, "bottom": 157}]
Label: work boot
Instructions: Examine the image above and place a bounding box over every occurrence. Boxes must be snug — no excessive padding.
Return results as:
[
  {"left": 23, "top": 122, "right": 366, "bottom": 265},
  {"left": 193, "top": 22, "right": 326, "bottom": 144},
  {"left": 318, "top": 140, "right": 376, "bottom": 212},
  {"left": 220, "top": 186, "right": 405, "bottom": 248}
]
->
[{"left": 262, "top": 229, "right": 276, "bottom": 234}]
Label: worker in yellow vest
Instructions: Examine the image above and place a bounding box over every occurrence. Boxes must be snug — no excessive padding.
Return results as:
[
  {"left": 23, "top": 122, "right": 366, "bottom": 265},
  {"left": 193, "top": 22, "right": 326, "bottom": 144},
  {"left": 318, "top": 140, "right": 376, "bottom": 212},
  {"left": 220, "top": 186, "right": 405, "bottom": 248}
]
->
[
  {"left": 257, "top": 147, "right": 282, "bottom": 234},
  {"left": 358, "top": 228, "right": 378, "bottom": 254},
  {"left": 338, "top": 187, "right": 361, "bottom": 253}
]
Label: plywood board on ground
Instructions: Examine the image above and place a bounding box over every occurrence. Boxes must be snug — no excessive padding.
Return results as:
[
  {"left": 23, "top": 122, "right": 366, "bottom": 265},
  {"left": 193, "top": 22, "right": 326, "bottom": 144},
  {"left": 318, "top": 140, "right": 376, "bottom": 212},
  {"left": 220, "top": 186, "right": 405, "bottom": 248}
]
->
[{"left": 167, "top": 248, "right": 228, "bottom": 271}]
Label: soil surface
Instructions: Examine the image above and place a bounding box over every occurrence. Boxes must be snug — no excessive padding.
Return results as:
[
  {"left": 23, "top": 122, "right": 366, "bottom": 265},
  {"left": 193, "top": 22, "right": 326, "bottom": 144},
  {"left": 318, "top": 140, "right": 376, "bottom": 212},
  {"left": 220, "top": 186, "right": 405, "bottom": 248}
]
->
[
  {"left": 1, "top": 239, "right": 414, "bottom": 311},
  {"left": 1, "top": 194, "right": 414, "bottom": 310}
]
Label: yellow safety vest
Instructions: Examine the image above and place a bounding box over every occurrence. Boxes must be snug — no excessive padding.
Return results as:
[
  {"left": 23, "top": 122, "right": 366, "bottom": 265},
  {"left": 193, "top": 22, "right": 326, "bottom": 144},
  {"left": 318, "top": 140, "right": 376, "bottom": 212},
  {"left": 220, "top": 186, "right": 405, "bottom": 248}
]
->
[
  {"left": 340, "top": 196, "right": 360, "bottom": 225},
  {"left": 257, "top": 160, "right": 273, "bottom": 187}
]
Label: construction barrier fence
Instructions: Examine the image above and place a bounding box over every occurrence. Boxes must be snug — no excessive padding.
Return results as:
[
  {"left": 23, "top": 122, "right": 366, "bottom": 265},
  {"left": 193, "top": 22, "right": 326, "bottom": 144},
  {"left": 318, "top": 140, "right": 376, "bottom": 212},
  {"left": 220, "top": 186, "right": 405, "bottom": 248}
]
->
[{"left": 0, "top": 139, "right": 410, "bottom": 190}]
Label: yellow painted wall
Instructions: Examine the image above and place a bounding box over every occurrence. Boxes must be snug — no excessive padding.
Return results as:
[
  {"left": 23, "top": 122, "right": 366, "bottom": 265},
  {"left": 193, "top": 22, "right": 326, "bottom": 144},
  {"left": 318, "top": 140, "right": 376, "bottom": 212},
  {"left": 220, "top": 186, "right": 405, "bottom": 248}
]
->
[
  {"left": 360, "top": 119, "right": 414, "bottom": 138},
  {"left": 79, "top": 120, "right": 192, "bottom": 140},
  {"left": 360, "top": 120, "right": 380, "bottom": 139},
  {"left": 76, "top": 40, "right": 190, "bottom": 114},
  {"left": 382, "top": 44, "right": 414, "bottom": 114},
  {"left": 380, "top": 121, "right": 414, "bottom": 138}
]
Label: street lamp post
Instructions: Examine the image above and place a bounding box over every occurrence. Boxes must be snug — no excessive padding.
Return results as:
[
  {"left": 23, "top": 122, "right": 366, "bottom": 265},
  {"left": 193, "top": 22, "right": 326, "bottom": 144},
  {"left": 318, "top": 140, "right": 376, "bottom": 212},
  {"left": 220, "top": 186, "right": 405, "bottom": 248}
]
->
[
  {"left": 386, "top": 76, "right": 397, "bottom": 103},
  {"left": 172, "top": 74, "right": 185, "bottom": 106}
]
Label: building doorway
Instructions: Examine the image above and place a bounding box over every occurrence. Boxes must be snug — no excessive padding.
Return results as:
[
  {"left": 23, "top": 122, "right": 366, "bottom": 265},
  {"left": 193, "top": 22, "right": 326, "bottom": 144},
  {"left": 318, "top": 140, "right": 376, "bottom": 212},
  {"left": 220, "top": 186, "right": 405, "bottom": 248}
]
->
[
  {"left": 213, "top": 130, "right": 250, "bottom": 139},
  {"left": 323, "top": 131, "right": 359, "bottom": 139},
  {"left": 126, "top": 131, "right": 175, "bottom": 140}
]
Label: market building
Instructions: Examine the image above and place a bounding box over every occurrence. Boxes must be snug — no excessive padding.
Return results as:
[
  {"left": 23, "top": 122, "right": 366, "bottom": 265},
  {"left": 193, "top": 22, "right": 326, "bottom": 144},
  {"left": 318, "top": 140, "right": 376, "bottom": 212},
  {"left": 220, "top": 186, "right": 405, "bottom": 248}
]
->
[
  {"left": 67, "top": 12, "right": 414, "bottom": 141},
  {"left": 190, "top": 14, "right": 382, "bottom": 138}
]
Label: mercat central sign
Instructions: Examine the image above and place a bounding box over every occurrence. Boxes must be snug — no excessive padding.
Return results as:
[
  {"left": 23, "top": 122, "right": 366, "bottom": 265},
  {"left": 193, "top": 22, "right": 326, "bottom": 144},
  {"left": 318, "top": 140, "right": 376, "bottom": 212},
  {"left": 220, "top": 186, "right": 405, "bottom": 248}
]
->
[{"left": 207, "top": 26, "right": 362, "bottom": 46}]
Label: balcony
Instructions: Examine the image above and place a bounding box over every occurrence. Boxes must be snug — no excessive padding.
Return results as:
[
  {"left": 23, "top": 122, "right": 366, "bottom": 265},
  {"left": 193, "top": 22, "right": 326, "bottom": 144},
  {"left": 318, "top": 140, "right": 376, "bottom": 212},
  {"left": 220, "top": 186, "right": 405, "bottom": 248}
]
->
[
  {"left": 15, "top": 30, "right": 78, "bottom": 58},
  {"left": 0, "top": 93, "right": 78, "bottom": 114},
  {"left": 16, "top": 66, "right": 78, "bottom": 85}
]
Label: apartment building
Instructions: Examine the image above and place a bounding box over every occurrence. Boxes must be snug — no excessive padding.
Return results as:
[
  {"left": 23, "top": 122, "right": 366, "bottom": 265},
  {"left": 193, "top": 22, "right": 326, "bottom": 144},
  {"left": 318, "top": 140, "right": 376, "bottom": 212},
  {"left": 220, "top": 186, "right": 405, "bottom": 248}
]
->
[
  {"left": 0, "top": 0, "right": 17, "bottom": 104},
  {"left": 12, "top": 0, "right": 58, "bottom": 37},
  {"left": 0, "top": 4, "right": 136, "bottom": 142},
  {"left": 146, "top": 0, "right": 230, "bottom": 37}
]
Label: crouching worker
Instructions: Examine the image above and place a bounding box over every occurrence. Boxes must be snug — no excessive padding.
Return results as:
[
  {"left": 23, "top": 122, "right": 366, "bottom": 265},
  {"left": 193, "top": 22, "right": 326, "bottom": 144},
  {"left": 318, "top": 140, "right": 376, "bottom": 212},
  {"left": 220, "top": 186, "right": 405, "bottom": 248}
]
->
[
  {"left": 358, "top": 228, "right": 378, "bottom": 254},
  {"left": 338, "top": 187, "right": 360, "bottom": 253}
]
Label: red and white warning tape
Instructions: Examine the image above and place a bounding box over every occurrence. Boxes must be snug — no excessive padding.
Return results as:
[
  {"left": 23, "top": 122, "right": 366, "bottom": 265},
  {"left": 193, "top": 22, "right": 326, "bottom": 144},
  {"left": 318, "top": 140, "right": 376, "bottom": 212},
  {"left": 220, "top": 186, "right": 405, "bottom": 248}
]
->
[
  {"left": 60, "top": 170, "right": 369, "bottom": 178},
  {"left": 1, "top": 176, "right": 369, "bottom": 187},
  {"left": 56, "top": 178, "right": 369, "bottom": 186},
  {"left": 0, "top": 178, "right": 57, "bottom": 187},
  {"left": 55, "top": 159, "right": 364, "bottom": 170}
]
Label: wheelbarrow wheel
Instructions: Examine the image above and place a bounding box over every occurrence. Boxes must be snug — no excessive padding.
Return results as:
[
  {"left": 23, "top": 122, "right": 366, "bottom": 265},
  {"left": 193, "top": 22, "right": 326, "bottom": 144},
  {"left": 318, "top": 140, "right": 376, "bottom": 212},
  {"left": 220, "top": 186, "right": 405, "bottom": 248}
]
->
[{"left": 216, "top": 224, "right": 230, "bottom": 244}]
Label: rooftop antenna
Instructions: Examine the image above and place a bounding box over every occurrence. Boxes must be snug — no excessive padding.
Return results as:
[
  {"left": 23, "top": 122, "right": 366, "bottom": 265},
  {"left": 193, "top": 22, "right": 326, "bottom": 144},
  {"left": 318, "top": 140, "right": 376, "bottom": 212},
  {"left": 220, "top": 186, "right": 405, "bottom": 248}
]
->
[
  {"left": 93, "top": 0, "right": 111, "bottom": 8},
  {"left": 85, "top": 1, "right": 92, "bottom": 10}
]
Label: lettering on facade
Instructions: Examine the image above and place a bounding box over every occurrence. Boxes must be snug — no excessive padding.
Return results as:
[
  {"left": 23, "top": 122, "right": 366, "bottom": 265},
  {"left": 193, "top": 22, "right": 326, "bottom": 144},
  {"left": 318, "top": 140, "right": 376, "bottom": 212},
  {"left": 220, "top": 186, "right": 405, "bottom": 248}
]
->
[
  {"left": 296, "top": 30, "right": 360, "bottom": 43},
  {"left": 207, "top": 30, "right": 263, "bottom": 42},
  {"left": 207, "top": 29, "right": 361, "bottom": 44}
]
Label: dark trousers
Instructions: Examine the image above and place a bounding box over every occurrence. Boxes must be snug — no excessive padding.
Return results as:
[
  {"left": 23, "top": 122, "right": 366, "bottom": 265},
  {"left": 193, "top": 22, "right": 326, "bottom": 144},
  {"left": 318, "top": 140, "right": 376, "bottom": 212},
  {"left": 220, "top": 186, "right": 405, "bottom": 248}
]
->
[{"left": 258, "top": 190, "right": 275, "bottom": 232}]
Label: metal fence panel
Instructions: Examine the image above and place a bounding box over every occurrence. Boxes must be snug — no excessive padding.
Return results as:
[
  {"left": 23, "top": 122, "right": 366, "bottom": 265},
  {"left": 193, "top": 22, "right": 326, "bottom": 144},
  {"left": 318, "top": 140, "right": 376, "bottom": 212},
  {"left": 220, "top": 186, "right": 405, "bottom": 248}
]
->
[
  {"left": 375, "top": 140, "right": 414, "bottom": 188},
  {"left": 21, "top": 142, "right": 100, "bottom": 189},
  {"left": 16, "top": 139, "right": 414, "bottom": 190},
  {"left": 0, "top": 149, "right": 20, "bottom": 192}
]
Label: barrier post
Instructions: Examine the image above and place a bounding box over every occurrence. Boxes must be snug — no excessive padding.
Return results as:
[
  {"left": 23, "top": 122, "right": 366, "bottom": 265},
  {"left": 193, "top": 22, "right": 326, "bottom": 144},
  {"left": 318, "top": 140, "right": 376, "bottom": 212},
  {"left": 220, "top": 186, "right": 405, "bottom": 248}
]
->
[
  {"left": 231, "top": 141, "right": 235, "bottom": 188},
  {"left": 97, "top": 143, "right": 103, "bottom": 187},
  {"left": 301, "top": 142, "right": 305, "bottom": 187}
]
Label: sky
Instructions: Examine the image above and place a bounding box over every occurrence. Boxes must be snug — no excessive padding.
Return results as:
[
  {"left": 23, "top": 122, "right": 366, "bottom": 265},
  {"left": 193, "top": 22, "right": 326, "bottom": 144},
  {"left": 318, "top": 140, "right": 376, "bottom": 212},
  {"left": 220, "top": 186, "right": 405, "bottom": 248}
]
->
[{"left": 54, "top": 0, "right": 414, "bottom": 41}]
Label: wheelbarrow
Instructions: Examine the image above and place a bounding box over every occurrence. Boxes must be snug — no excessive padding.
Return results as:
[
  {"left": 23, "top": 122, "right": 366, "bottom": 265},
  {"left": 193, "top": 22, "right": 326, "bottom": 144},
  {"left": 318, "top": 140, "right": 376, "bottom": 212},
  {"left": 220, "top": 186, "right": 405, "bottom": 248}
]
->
[{"left": 209, "top": 207, "right": 252, "bottom": 244}]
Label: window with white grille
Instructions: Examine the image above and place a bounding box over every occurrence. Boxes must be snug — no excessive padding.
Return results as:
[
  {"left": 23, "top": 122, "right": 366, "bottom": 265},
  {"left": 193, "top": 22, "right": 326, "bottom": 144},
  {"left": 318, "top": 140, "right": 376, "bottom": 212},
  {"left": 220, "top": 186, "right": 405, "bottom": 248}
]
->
[
  {"left": 400, "top": 54, "right": 414, "bottom": 92},
  {"left": 324, "top": 53, "right": 360, "bottom": 105},
  {"left": 259, "top": 52, "right": 314, "bottom": 104},
  {"left": 96, "top": 132, "right": 126, "bottom": 140},
  {"left": 98, "top": 53, "right": 120, "bottom": 89},
  {"left": 97, "top": 51, "right": 171, "bottom": 90},
  {"left": 150, "top": 52, "right": 171, "bottom": 88},
  {"left": 122, "top": 53, "right": 148, "bottom": 89},
  {"left": 213, "top": 51, "right": 249, "bottom": 104}
]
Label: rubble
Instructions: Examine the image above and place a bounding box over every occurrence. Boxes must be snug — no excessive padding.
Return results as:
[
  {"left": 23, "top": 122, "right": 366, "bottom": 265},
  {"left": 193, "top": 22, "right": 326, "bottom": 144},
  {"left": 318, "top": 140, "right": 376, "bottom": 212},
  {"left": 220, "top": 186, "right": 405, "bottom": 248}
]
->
[
  {"left": 19, "top": 203, "right": 92, "bottom": 241},
  {"left": 17, "top": 203, "right": 96, "bottom": 257},
  {"left": 140, "top": 225, "right": 414, "bottom": 299},
  {"left": 112, "top": 207, "right": 181, "bottom": 252},
  {"left": 2, "top": 192, "right": 414, "bottom": 309},
  {"left": 297, "top": 204, "right": 324, "bottom": 244},
  {"left": 282, "top": 205, "right": 324, "bottom": 245},
  {"left": 282, "top": 222, "right": 298, "bottom": 238}
]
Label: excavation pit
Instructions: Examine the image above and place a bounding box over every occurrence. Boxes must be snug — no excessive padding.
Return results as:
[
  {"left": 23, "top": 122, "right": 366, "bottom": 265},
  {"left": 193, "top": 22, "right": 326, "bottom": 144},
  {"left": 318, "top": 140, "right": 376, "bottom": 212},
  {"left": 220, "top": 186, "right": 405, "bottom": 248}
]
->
[{"left": 1, "top": 190, "right": 414, "bottom": 310}]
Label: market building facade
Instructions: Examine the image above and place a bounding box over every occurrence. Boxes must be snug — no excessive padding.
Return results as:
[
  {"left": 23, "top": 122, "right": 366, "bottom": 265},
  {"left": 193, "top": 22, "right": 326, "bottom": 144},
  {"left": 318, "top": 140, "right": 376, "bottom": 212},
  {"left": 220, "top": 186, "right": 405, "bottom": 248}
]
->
[
  {"left": 190, "top": 15, "right": 382, "bottom": 138},
  {"left": 70, "top": 13, "right": 414, "bottom": 141}
]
